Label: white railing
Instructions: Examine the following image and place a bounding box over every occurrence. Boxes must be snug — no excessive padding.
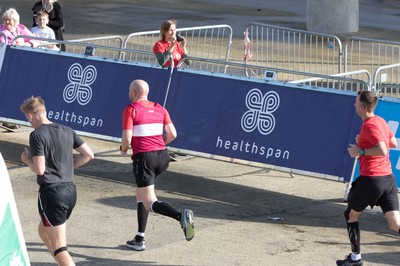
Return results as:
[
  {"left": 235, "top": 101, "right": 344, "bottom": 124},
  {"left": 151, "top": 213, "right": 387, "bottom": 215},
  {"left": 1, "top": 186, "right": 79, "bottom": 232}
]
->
[
  {"left": 372, "top": 63, "right": 400, "bottom": 97},
  {"left": 177, "top": 56, "right": 369, "bottom": 91},
  {"left": 289, "top": 70, "right": 371, "bottom": 92},
  {"left": 122, "top": 24, "right": 233, "bottom": 73},
  {"left": 344, "top": 37, "right": 400, "bottom": 92},
  {"left": 244, "top": 22, "right": 343, "bottom": 79},
  {"left": 0, "top": 33, "right": 7, "bottom": 73},
  {"left": 0, "top": 32, "right": 6, "bottom": 45},
  {"left": 66, "top": 35, "right": 123, "bottom": 59}
]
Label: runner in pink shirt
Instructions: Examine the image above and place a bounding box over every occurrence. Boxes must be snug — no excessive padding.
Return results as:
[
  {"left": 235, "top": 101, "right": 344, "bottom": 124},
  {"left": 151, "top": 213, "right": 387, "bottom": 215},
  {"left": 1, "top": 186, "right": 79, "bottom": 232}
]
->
[{"left": 120, "top": 79, "right": 195, "bottom": 251}]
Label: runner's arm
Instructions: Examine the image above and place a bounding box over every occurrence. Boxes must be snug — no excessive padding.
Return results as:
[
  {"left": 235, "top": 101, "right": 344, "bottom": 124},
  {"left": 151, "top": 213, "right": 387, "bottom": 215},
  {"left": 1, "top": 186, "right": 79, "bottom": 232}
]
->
[
  {"left": 389, "top": 136, "right": 397, "bottom": 149},
  {"left": 364, "top": 141, "right": 388, "bottom": 156},
  {"left": 21, "top": 148, "right": 45, "bottom": 175},
  {"left": 74, "top": 143, "right": 94, "bottom": 168},
  {"left": 163, "top": 123, "right": 177, "bottom": 145},
  {"left": 121, "top": 129, "right": 132, "bottom": 153}
]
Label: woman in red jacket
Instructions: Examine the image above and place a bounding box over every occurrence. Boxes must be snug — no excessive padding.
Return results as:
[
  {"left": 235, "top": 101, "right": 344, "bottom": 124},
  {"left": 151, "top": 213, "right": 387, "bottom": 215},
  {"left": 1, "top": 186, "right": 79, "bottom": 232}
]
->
[{"left": 153, "top": 20, "right": 190, "bottom": 68}]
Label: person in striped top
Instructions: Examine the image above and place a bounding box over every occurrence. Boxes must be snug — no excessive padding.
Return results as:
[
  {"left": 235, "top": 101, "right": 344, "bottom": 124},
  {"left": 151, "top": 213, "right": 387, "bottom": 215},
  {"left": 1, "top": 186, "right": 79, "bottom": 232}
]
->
[{"left": 120, "top": 79, "right": 195, "bottom": 251}]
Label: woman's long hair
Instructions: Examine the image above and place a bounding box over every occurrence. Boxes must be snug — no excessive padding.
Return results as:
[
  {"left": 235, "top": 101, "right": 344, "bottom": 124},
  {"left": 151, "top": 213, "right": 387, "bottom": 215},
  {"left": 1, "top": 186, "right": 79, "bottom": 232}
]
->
[
  {"left": 41, "top": 0, "right": 58, "bottom": 13},
  {"left": 160, "top": 19, "right": 176, "bottom": 40}
]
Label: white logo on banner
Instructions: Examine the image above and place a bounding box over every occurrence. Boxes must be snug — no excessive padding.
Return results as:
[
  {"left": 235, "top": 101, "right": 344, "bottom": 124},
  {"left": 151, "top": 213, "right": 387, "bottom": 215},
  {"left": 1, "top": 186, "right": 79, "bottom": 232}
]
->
[
  {"left": 388, "top": 121, "right": 400, "bottom": 170},
  {"left": 241, "top": 88, "right": 280, "bottom": 135},
  {"left": 63, "top": 63, "right": 97, "bottom": 105}
]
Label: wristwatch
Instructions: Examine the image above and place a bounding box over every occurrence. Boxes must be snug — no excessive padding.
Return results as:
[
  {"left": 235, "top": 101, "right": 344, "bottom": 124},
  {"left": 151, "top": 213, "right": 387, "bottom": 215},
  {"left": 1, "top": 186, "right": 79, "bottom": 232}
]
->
[
  {"left": 120, "top": 145, "right": 128, "bottom": 152},
  {"left": 359, "top": 148, "right": 365, "bottom": 156}
]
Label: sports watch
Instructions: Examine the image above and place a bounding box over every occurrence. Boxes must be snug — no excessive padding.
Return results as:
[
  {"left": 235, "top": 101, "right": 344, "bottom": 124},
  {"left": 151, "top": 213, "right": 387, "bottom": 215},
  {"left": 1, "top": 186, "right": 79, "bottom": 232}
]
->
[{"left": 359, "top": 148, "right": 365, "bottom": 156}]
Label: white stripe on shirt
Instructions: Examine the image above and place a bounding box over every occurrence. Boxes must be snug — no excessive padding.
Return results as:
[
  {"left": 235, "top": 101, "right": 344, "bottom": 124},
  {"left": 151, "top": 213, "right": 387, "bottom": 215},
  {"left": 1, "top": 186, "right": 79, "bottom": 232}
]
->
[{"left": 133, "top": 123, "right": 163, "bottom": 137}]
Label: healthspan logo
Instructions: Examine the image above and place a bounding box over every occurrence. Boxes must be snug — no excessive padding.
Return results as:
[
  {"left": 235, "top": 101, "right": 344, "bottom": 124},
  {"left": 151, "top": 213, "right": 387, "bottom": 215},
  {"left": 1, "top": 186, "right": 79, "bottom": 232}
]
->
[
  {"left": 215, "top": 88, "right": 289, "bottom": 161},
  {"left": 47, "top": 63, "right": 103, "bottom": 128},
  {"left": 63, "top": 63, "right": 97, "bottom": 105},
  {"left": 241, "top": 88, "right": 280, "bottom": 135}
]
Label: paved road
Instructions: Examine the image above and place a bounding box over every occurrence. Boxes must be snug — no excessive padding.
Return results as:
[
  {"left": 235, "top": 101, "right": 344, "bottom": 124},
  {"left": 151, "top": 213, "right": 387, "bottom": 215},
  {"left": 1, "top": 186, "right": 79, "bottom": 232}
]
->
[{"left": 2, "top": 126, "right": 399, "bottom": 265}]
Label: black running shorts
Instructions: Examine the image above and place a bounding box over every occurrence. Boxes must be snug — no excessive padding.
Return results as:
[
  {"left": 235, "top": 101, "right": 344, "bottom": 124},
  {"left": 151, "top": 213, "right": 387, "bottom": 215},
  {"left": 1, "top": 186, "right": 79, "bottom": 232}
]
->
[
  {"left": 132, "top": 149, "right": 170, "bottom": 187},
  {"left": 38, "top": 182, "right": 77, "bottom": 227},
  {"left": 348, "top": 175, "right": 399, "bottom": 213}
]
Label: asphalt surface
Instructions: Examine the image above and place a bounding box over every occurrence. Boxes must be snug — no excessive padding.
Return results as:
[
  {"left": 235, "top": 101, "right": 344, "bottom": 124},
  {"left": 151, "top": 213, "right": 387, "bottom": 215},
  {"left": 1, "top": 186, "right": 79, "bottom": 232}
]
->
[
  {"left": 3, "top": 128, "right": 400, "bottom": 266},
  {"left": 1, "top": 0, "right": 400, "bottom": 265}
]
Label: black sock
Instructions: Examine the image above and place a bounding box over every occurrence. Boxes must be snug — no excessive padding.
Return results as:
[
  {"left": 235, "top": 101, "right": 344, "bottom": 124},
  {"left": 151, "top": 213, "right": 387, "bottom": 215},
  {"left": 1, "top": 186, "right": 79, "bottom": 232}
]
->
[
  {"left": 137, "top": 202, "right": 149, "bottom": 235},
  {"left": 151, "top": 201, "right": 180, "bottom": 221},
  {"left": 347, "top": 221, "right": 360, "bottom": 254},
  {"left": 134, "top": 235, "right": 144, "bottom": 242}
]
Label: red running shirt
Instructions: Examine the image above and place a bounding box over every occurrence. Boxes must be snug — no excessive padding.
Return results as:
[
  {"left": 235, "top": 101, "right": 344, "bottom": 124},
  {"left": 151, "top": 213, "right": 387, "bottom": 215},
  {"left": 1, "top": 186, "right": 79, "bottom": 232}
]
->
[
  {"left": 358, "top": 115, "right": 394, "bottom": 176},
  {"left": 153, "top": 40, "right": 185, "bottom": 67},
  {"left": 122, "top": 101, "right": 172, "bottom": 155}
]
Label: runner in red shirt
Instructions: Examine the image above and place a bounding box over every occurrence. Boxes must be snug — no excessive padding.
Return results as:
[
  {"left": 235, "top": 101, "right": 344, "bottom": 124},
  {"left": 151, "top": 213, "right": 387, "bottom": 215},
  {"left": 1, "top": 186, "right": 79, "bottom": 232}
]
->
[
  {"left": 337, "top": 90, "right": 400, "bottom": 266},
  {"left": 120, "top": 79, "right": 194, "bottom": 251}
]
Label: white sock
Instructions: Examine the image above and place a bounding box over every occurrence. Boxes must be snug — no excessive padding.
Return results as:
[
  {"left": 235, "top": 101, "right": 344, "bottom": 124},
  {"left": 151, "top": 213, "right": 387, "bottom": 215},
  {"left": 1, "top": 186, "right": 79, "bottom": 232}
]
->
[
  {"left": 136, "top": 232, "right": 145, "bottom": 237},
  {"left": 351, "top": 253, "right": 361, "bottom": 261}
]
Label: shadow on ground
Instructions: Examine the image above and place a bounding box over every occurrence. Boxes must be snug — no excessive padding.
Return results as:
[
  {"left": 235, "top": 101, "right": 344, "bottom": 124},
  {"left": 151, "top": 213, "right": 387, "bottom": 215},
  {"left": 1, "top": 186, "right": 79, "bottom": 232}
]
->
[{"left": 1, "top": 138, "right": 393, "bottom": 235}]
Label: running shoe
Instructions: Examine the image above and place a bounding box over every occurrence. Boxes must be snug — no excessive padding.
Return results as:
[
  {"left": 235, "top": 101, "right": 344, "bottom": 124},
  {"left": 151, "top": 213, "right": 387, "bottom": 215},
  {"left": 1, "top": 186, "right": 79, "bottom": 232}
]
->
[
  {"left": 180, "top": 209, "right": 195, "bottom": 241},
  {"left": 126, "top": 236, "right": 146, "bottom": 251},
  {"left": 336, "top": 254, "right": 364, "bottom": 266}
]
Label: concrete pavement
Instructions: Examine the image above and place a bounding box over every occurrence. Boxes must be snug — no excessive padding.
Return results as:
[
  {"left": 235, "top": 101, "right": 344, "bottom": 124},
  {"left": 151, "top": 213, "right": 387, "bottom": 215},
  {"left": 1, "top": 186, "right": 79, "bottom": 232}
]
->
[{"left": 2, "top": 128, "right": 399, "bottom": 265}]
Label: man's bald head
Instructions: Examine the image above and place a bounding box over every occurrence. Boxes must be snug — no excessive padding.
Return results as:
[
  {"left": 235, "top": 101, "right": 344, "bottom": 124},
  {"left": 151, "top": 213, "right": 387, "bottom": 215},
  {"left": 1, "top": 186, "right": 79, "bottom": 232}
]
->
[{"left": 129, "top": 79, "right": 150, "bottom": 101}]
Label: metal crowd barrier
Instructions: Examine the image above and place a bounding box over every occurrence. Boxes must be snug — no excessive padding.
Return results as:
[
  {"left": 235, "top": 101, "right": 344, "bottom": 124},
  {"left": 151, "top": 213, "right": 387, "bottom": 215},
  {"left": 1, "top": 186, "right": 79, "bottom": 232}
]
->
[
  {"left": 9, "top": 34, "right": 123, "bottom": 59},
  {"left": 344, "top": 37, "right": 400, "bottom": 96},
  {"left": 0, "top": 33, "right": 6, "bottom": 73},
  {"left": 9, "top": 35, "right": 167, "bottom": 67},
  {"left": 10, "top": 23, "right": 400, "bottom": 97},
  {"left": 177, "top": 56, "right": 369, "bottom": 92},
  {"left": 0, "top": 32, "right": 5, "bottom": 44},
  {"left": 66, "top": 35, "right": 123, "bottom": 59},
  {"left": 7, "top": 33, "right": 368, "bottom": 93},
  {"left": 122, "top": 24, "right": 233, "bottom": 73},
  {"left": 289, "top": 69, "right": 371, "bottom": 92},
  {"left": 244, "top": 22, "right": 343, "bottom": 79},
  {"left": 372, "top": 63, "right": 400, "bottom": 97},
  {"left": 9, "top": 33, "right": 369, "bottom": 92}
]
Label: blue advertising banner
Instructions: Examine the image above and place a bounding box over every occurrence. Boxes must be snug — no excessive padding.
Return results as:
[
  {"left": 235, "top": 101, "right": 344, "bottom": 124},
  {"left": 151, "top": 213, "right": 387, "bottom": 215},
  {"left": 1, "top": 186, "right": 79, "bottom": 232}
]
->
[
  {"left": 166, "top": 70, "right": 361, "bottom": 178},
  {"left": 0, "top": 46, "right": 170, "bottom": 139},
  {"left": 352, "top": 98, "right": 400, "bottom": 187},
  {"left": 0, "top": 47, "right": 362, "bottom": 180}
]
